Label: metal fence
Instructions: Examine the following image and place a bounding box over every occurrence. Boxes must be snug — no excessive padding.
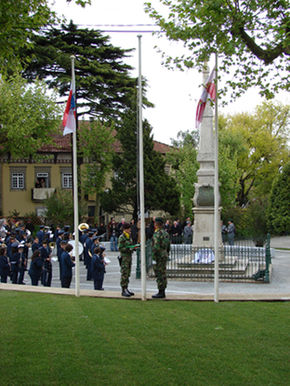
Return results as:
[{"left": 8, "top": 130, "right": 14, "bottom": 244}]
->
[{"left": 136, "top": 235, "right": 271, "bottom": 283}]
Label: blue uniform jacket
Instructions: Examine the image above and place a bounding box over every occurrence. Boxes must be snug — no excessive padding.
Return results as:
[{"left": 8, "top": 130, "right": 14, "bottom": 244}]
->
[
  {"left": 0, "top": 255, "right": 10, "bottom": 276},
  {"left": 29, "top": 257, "right": 43, "bottom": 277},
  {"left": 60, "top": 251, "right": 75, "bottom": 278},
  {"left": 91, "top": 254, "right": 105, "bottom": 274}
]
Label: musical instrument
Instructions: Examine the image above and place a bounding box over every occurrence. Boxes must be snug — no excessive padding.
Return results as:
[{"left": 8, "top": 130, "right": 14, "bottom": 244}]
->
[
  {"left": 68, "top": 240, "right": 84, "bottom": 257},
  {"left": 78, "top": 223, "right": 89, "bottom": 232}
]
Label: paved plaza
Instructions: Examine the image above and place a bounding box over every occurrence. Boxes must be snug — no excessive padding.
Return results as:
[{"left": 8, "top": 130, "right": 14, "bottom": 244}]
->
[{"left": 1, "top": 236, "right": 289, "bottom": 301}]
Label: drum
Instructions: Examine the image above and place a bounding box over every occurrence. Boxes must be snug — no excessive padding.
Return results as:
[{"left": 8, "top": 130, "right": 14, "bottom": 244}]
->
[{"left": 68, "top": 240, "right": 84, "bottom": 257}]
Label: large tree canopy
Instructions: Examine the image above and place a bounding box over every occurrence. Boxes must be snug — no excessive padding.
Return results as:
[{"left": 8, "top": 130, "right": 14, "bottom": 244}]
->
[
  {"left": 22, "top": 21, "right": 137, "bottom": 120},
  {"left": 0, "top": 74, "right": 61, "bottom": 159},
  {"left": 145, "top": 0, "right": 289, "bottom": 99},
  {"left": 219, "top": 101, "right": 289, "bottom": 207},
  {"left": 0, "top": 0, "right": 90, "bottom": 73}
]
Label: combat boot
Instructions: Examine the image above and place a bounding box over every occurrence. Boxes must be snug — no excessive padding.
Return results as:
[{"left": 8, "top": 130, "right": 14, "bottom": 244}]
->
[
  {"left": 121, "top": 288, "right": 131, "bottom": 297},
  {"left": 127, "top": 289, "right": 135, "bottom": 296},
  {"left": 152, "top": 290, "right": 166, "bottom": 299}
]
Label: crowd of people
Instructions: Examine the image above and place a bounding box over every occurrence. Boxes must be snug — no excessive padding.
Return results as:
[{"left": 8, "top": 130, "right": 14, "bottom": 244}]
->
[
  {"left": 0, "top": 219, "right": 107, "bottom": 290},
  {"left": 0, "top": 216, "right": 235, "bottom": 298}
]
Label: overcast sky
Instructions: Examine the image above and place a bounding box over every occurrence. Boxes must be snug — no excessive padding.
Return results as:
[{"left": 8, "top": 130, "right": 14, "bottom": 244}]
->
[{"left": 51, "top": 0, "right": 289, "bottom": 145}]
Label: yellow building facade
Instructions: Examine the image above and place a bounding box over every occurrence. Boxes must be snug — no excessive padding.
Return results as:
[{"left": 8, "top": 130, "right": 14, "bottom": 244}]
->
[{"left": 0, "top": 134, "right": 171, "bottom": 222}]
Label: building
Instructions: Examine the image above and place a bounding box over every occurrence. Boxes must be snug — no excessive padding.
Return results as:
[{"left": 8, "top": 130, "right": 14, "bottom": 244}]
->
[{"left": 0, "top": 132, "right": 171, "bottom": 222}]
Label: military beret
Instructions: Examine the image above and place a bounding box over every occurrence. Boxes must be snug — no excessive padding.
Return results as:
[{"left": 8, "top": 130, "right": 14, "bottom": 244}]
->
[
  {"left": 123, "top": 223, "right": 131, "bottom": 230},
  {"left": 155, "top": 217, "right": 164, "bottom": 224}
]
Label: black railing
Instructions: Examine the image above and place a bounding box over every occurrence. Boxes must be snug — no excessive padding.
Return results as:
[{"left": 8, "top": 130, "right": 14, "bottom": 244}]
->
[{"left": 136, "top": 235, "right": 271, "bottom": 283}]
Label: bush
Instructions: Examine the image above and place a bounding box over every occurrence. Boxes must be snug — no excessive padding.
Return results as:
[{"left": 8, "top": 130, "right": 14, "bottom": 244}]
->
[{"left": 222, "top": 200, "right": 268, "bottom": 244}]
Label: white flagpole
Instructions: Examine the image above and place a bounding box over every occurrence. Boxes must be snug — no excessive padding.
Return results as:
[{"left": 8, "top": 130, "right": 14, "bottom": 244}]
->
[
  {"left": 214, "top": 52, "right": 219, "bottom": 303},
  {"left": 71, "top": 55, "right": 80, "bottom": 297},
  {"left": 138, "top": 35, "right": 146, "bottom": 301}
]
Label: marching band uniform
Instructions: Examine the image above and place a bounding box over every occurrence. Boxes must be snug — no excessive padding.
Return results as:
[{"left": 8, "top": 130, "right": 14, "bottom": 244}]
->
[{"left": 91, "top": 246, "right": 106, "bottom": 290}]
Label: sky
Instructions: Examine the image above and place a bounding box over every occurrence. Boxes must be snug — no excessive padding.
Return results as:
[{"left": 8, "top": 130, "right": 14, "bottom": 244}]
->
[{"left": 51, "top": 0, "right": 289, "bottom": 145}]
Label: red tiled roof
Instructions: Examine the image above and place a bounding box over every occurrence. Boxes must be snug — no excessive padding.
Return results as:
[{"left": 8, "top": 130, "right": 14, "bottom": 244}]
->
[{"left": 39, "top": 130, "right": 171, "bottom": 155}]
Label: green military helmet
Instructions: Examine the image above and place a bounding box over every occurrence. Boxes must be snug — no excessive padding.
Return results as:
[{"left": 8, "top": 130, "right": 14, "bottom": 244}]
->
[{"left": 155, "top": 217, "right": 164, "bottom": 224}]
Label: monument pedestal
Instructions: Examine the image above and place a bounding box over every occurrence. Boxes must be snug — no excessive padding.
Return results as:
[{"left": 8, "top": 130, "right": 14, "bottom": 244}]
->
[{"left": 192, "top": 207, "right": 222, "bottom": 248}]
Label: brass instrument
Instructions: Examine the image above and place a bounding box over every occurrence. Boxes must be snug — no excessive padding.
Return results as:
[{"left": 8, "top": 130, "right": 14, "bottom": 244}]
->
[{"left": 78, "top": 223, "right": 89, "bottom": 232}]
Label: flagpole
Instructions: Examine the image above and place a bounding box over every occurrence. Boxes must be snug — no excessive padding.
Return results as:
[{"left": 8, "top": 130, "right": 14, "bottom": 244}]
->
[
  {"left": 213, "top": 52, "right": 219, "bottom": 303},
  {"left": 138, "top": 35, "right": 146, "bottom": 301},
  {"left": 70, "top": 55, "right": 80, "bottom": 297}
]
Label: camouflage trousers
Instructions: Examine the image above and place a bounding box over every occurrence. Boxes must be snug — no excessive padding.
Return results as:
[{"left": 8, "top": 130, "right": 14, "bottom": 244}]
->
[
  {"left": 120, "top": 255, "right": 132, "bottom": 289},
  {"left": 153, "top": 255, "right": 167, "bottom": 291}
]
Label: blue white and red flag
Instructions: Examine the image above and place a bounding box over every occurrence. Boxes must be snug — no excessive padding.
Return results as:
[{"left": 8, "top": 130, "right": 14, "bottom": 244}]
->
[
  {"left": 195, "top": 66, "right": 216, "bottom": 129},
  {"left": 62, "top": 81, "right": 76, "bottom": 136}
]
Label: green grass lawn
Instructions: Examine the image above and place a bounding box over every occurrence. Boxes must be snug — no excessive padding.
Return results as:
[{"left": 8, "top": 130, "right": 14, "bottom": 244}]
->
[{"left": 0, "top": 291, "right": 289, "bottom": 385}]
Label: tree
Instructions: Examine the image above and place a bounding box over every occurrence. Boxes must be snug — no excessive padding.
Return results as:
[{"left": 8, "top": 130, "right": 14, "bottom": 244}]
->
[
  {"left": 101, "top": 105, "right": 180, "bottom": 220},
  {"left": 145, "top": 1, "right": 289, "bottom": 99},
  {"left": 167, "top": 130, "right": 199, "bottom": 218},
  {"left": 218, "top": 122, "right": 243, "bottom": 210},
  {"left": 219, "top": 102, "right": 289, "bottom": 207},
  {"left": 267, "top": 162, "right": 290, "bottom": 235},
  {"left": 0, "top": 74, "right": 61, "bottom": 159},
  {"left": 78, "top": 120, "right": 115, "bottom": 221},
  {"left": 22, "top": 21, "right": 137, "bottom": 120},
  {"left": 44, "top": 189, "right": 87, "bottom": 227},
  {"left": 0, "top": 0, "right": 90, "bottom": 73}
]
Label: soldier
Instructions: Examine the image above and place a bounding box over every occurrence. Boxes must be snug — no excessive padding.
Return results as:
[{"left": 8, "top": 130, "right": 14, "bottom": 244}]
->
[
  {"left": 118, "top": 223, "right": 136, "bottom": 297},
  {"left": 151, "top": 217, "right": 170, "bottom": 299}
]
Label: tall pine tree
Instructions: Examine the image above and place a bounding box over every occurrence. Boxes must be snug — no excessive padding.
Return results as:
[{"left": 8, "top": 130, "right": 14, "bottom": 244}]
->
[
  {"left": 101, "top": 104, "right": 180, "bottom": 220},
  {"left": 22, "top": 21, "right": 136, "bottom": 120}
]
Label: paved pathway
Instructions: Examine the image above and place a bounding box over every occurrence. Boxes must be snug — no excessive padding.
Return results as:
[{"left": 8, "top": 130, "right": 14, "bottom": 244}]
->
[{"left": 1, "top": 236, "right": 289, "bottom": 301}]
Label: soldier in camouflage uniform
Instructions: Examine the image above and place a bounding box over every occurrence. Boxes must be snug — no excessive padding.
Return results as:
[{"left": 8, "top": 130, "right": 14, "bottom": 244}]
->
[
  {"left": 118, "top": 223, "right": 135, "bottom": 297},
  {"left": 152, "top": 217, "right": 170, "bottom": 298}
]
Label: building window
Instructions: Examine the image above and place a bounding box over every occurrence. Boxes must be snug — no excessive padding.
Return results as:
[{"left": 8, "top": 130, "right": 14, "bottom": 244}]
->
[
  {"left": 10, "top": 167, "right": 26, "bottom": 190},
  {"left": 62, "top": 173, "right": 72, "bottom": 189},
  {"left": 35, "top": 167, "right": 51, "bottom": 188},
  {"left": 11, "top": 173, "right": 25, "bottom": 189},
  {"left": 36, "top": 172, "right": 49, "bottom": 188}
]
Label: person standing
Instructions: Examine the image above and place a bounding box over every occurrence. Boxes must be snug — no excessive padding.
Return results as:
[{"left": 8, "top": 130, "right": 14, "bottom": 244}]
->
[
  {"left": 0, "top": 244, "right": 10, "bottom": 283},
  {"left": 60, "top": 243, "right": 75, "bottom": 288},
  {"left": 39, "top": 240, "right": 52, "bottom": 286},
  {"left": 227, "top": 220, "right": 235, "bottom": 246},
  {"left": 28, "top": 250, "right": 43, "bottom": 286},
  {"left": 130, "top": 219, "right": 138, "bottom": 244},
  {"left": 36, "top": 225, "right": 44, "bottom": 245},
  {"left": 17, "top": 244, "right": 28, "bottom": 285},
  {"left": 108, "top": 218, "right": 118, "bottom": 251},
  {"left": 10, "top": 242, "right": 20, "bottom": 284},
  {"left": 91, "top": 246, "right": 106, "bottom": 290},
  {"left": 118, "top": 223, "right": 135, "bottom": 297},
  {"left": 152, "top": 217, "right": 171, "bottom": 299},
  {"left": 183, "top": 221, "right": 193, "bottom": 244},
  {"left": 221, "top": 221, "right": 227, "bottom": 244}
]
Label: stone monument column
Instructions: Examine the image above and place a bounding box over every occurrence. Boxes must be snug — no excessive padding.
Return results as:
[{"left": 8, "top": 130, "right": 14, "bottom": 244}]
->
[{"left": 192, "top": 64, "right": 222, "bottom": 248}]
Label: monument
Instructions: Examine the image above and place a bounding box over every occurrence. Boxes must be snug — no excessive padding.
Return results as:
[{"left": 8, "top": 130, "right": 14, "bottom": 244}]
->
[{"left": 192, "top": 65, "right": 222, "bottom": 248}]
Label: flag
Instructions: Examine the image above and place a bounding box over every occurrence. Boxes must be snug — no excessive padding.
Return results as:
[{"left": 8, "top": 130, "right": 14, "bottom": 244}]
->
[
  {"left": 62, "top": 82, "right": 76, "bottom": 136},
  {"left": 195, "top": 66, "right": 216, "bottom": 129}
]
